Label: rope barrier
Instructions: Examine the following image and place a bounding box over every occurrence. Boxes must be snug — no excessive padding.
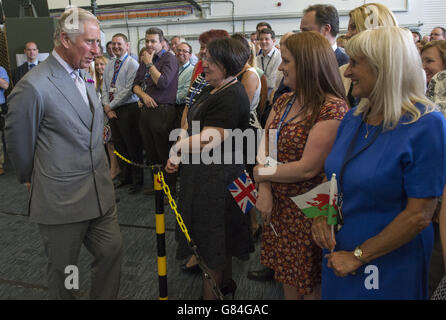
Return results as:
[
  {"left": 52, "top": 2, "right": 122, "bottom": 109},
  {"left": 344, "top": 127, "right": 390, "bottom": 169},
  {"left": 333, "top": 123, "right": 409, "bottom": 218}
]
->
[{"left": 113, "top": 150, "right": 225, "bottom": 300}]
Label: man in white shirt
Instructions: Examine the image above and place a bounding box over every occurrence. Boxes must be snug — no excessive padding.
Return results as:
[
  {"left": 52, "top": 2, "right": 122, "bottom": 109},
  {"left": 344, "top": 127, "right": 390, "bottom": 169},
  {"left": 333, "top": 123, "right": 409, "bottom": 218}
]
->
[
  {"left": 255, "top": 22, "right": 272, "bottom": 55},
  {"left": 102, "top": 33, "right": 143, "bottom": 194},
  {"left": 256, "top": 28, "right": 282, "bottom": 102}
]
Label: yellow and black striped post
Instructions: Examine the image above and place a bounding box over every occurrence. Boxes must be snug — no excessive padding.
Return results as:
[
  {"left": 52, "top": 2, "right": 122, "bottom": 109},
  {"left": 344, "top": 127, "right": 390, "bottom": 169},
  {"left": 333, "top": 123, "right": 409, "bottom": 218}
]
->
[{"left": 153, "top": 167, "right": 168, "bottom": 300}]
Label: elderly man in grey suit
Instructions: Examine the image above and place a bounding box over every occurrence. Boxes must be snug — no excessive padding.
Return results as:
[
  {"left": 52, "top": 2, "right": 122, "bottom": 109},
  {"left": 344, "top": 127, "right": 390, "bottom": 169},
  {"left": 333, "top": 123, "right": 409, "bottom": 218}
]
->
[{"left": 5, "top": 8, "right": 122, "bottom": 300}]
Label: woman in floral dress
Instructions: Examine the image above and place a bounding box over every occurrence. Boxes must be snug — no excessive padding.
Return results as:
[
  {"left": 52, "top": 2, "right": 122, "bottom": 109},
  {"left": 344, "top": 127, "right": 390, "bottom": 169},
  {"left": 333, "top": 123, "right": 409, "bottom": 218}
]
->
[{"left": 254, "top": 32, "right": 348, "bottom": 299}]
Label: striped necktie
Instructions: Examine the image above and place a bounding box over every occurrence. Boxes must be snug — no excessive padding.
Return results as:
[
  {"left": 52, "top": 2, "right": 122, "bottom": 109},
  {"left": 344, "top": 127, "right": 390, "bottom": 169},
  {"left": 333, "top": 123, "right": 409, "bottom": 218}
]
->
[{"left": 109, "top": 58, "right": 121, "bottom": 102}]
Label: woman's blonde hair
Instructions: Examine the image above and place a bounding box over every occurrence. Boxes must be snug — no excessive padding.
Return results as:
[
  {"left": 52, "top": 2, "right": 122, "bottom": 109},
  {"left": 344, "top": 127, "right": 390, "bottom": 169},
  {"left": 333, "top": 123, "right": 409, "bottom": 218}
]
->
[
  {"left": 247, "top": 41, "right": 257, "bottom": 68},
  {"left": 349, "top": 3, "right": 398, "bottom": 33},
  {"left": 94, "top": 55, "right": 108, "bottom": 90},
  {"left": 345, "top": 26, "right": 434, "bottom": 129}
]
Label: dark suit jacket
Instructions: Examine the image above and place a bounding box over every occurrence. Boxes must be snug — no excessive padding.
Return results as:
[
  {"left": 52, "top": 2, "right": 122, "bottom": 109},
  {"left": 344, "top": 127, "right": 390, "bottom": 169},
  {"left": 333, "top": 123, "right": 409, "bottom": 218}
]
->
[
  {"left": 12, "top": 62, "right": 38, "bottom": 86},
  {"left": 335, "top": 47, "right": 349, "bottom": 67}
]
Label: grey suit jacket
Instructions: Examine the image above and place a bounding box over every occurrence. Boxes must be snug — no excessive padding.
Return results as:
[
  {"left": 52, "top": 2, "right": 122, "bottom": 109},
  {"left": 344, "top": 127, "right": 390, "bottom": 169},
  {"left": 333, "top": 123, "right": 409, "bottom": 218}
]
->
[{"left": 5, "top": 54, "right": 115, "bottom": 225}]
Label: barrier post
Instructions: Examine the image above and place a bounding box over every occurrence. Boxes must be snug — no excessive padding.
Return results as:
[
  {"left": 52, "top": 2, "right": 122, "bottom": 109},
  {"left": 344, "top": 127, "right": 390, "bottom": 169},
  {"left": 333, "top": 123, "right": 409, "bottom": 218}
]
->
[{"left": 153, "top": 166, "right": 168, "bottom": 300}]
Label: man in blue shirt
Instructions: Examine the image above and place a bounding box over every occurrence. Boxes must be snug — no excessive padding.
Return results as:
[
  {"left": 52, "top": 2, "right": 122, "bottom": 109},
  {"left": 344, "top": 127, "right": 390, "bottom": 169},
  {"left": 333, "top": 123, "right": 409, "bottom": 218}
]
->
[
  {"left": 102, "top": 33, "right": 142, "bottom": 194},
  {"left": 12, "top": 41, "right": 40, "bottom": 85},
  {"left": 0, "top": 66, "right": 9, "bottom": 176}
]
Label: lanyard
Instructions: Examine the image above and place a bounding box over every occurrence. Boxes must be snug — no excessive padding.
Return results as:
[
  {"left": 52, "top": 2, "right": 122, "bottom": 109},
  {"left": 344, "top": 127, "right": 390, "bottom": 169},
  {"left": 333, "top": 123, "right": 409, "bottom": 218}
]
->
[
  {"left": 188, "top": 77, "right": 208, "bottom": 108},
  {"left": 261, "top": 49, "right": 276, "bottom": 74},
  {"left": 111, "top": 54, "right": 128, "bottom": 84},
  {"left": 276, "top": 95, "right": 297, "bottom": 145},
  {"left": 179, "top": 62, "right": 191, "bottom": 77},
  {"left": 337, "top": 118, "right": 383, "bottom": 227}
]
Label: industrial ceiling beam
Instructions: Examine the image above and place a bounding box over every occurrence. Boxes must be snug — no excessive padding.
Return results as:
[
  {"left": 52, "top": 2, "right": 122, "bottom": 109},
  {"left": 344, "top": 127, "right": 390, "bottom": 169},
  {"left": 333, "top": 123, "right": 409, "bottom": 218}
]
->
[{"left": 49, "top": 1, "right": 202, "bottom": 14}]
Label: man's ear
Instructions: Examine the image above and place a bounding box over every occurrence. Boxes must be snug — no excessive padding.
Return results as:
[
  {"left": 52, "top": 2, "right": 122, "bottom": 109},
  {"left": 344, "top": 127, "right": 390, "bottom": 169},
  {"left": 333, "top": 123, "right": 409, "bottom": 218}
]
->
[
  {"left": 60, "top": 32, "right": 72, "bottom": 49},
  {"left": 322, "top": 24, "right": 332, "bottom": 37}
]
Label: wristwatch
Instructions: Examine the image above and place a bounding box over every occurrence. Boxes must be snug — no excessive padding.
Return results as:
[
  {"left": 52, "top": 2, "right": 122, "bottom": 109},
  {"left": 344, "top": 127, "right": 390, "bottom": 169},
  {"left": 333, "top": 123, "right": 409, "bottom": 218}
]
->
[
  {"left": 353, "top": 246, "right": 367, "bottom": 264},
  {"left": 145, "top": 62, "right": 154, "bottom": 70}
]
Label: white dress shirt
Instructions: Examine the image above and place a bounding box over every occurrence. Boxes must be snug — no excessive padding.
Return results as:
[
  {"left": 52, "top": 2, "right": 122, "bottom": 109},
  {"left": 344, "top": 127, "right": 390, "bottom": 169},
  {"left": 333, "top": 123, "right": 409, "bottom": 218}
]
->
[
  {"left": 256, "top": 46, "right": 282, "bottom": 99},
  {"left": 52, "top": 49, "right": 89, "bottom": 107},
  {"left": 101, "top": 52, "right": 139, "bottom": 109}
]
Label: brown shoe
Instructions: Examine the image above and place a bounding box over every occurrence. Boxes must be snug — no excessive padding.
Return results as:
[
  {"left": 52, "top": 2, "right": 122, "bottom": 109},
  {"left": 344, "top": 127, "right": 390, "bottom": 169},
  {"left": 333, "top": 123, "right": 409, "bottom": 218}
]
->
[{"left": 0, "top": 168, "right": 4, "bottom": 176}]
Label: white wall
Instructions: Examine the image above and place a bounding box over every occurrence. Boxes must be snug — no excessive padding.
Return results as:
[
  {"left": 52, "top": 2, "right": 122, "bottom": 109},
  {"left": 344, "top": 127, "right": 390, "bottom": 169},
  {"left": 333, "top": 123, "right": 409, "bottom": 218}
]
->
[
  {"left": 422, "top": 0, "right": 446, "bottom": 36},
  {"left": 48, "top": 0, "right": 426, "bottom": 55}
]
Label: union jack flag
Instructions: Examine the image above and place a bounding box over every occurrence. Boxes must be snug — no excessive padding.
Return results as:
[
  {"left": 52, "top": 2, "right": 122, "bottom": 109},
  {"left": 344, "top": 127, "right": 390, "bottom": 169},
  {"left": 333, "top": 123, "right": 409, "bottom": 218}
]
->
[{"left": 228, "top": 171, "right": 258, "bottom": 214}]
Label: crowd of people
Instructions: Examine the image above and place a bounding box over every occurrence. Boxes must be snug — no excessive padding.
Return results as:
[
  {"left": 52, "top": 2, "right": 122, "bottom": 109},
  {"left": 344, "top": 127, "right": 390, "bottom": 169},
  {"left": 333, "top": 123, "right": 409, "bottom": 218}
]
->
[{"left": 1, "top": 2, "right": 446, "bottom": 300}]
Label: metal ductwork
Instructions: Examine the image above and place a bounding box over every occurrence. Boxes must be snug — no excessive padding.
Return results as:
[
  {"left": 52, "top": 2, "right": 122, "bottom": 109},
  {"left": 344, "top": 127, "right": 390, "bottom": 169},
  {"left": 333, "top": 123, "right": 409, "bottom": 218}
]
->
[{"left": 49, "top": 0, "right": 202, "bottom": 14}]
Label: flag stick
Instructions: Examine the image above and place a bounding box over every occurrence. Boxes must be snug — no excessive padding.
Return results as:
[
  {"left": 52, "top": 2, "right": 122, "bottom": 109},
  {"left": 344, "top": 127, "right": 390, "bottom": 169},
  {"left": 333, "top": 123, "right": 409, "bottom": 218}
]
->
[{"left": 329, "top": 173, "right": 337, "bottom": 253}]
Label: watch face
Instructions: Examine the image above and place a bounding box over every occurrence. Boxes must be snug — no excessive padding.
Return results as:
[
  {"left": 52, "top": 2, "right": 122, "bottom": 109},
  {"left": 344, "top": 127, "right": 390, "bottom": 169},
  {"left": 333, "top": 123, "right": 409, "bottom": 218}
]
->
[{"left": 354, "top": 248, "right": 362, "bottom": 257}]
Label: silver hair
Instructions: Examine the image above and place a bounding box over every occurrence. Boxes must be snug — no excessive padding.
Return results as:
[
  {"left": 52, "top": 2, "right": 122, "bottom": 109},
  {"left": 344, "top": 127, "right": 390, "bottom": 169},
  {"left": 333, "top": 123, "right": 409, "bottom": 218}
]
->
[{"left": 53, "top": 7, "right": 99, "bottom": 47}]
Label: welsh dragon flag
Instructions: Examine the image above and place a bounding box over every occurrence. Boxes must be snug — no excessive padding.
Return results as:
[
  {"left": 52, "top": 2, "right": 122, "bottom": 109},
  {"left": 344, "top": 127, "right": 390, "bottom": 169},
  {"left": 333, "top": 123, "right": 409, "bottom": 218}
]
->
[{"left": 290, "top": 173, "right": 338, "bottom": 225}]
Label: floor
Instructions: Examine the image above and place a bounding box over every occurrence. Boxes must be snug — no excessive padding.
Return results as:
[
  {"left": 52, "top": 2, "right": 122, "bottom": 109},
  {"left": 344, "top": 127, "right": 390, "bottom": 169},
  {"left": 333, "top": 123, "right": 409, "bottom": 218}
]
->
[{"left": 0, "top": 160, "right": 282, "bottom": 300}]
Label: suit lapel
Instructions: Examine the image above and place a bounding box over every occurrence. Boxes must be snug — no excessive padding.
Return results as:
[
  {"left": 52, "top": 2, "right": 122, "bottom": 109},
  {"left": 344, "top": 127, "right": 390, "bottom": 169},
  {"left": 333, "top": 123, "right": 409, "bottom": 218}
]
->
[
  {"left": 46, "top": 55, "right": 93, "bottom": 130},
  {"left": 81, "top": 70, "right": 99, "bottom": 113}
]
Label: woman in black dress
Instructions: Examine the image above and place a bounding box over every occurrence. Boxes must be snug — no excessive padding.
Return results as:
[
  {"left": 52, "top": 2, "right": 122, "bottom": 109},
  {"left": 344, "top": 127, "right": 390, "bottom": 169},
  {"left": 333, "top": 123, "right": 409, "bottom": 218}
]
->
[{"left": 166, "top": 38, "right": 251, "bottom": 300}]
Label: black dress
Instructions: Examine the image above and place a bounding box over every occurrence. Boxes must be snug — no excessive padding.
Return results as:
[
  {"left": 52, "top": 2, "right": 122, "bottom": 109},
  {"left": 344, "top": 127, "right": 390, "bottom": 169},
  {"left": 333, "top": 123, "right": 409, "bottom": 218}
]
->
[{"left": 175, "top": 81, "right": 252, "bottom": 270}]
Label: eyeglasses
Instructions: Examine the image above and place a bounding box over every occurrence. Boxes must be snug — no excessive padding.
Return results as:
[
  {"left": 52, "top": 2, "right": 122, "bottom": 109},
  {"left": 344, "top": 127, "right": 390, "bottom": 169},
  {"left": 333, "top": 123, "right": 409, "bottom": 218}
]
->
[{"left": 177, "top": 49, "right": 191, "bottom": 54}]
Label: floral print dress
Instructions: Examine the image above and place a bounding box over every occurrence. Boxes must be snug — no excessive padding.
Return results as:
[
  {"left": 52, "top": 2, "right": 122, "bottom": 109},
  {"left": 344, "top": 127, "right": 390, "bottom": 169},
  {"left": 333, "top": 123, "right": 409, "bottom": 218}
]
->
[{"left": 260, "top": 93, "right": 348, "bottom": 295}]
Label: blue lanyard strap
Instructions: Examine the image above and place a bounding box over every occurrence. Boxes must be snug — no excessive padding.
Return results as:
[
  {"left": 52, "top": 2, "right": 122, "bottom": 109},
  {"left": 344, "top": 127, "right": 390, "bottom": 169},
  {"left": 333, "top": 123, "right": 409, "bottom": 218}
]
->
[
  {"left": 111, "top": 54, "right": 128, "bottom": 84},
  {"left": 261, "top": 49, "right": 276, "bottom": 74},
  {"left": 276, "top": 95, "right": 296, "bottom": 144},
  {"left": 188, "top": 77, "right": 208, "bottom": 107},
  {"left": 179, "top": 62, "right": 191, "bottom": 77}
]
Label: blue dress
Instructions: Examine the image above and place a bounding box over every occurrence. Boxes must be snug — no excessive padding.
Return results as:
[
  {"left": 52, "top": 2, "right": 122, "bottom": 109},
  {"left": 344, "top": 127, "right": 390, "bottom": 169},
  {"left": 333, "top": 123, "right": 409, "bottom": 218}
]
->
[{"left": 323, "top": 104, "right": 446, "bottom": 299}]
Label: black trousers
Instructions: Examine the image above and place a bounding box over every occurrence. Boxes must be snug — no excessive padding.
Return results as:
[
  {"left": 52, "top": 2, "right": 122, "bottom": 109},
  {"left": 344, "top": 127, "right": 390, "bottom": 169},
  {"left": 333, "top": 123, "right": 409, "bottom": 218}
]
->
[
  {"left": 109, "top": 102, "right": 144, "bottom": 186},
  {"left": 174, "top": 103, "right": 186, "bottom": 130},
  {"left": 139, "top": 103, "right": 177, "bottom": 194}
]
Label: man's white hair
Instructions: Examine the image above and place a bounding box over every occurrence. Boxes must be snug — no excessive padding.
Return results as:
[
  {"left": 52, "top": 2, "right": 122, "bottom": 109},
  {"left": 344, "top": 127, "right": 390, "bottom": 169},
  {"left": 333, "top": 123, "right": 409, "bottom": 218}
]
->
[{"left": 53, "top": 7, "right": 99, "bottom": 47}]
